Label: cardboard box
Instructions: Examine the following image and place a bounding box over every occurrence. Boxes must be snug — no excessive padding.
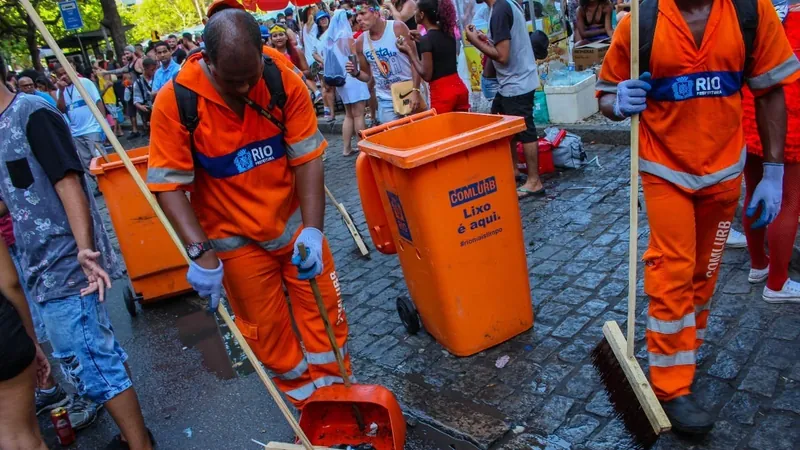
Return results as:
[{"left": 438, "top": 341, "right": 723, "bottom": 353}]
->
[{"left": 573, "top": 40, "right": 611, "bottom": 71}]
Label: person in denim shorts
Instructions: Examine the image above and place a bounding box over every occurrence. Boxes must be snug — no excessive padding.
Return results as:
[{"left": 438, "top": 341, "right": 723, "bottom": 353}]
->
[{"left": 0, "top": 57, "right": 154, "bottom": 450}]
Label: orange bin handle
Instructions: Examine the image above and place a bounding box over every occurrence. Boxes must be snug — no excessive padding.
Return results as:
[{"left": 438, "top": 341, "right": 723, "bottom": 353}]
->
[{"left": 359, "top": 109, "right": 437, "bottom": 139}]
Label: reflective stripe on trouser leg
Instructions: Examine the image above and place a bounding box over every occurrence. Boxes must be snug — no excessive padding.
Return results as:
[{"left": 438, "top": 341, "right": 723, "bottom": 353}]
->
[
  {"left": 691, "top": 177, "right": 741, "bottom": 350},
  {"left": 282, "top": 236, "right": 352, "bottom": 388},
  {"left": 219, "top": 244, "right": 314, "bottom": 406},
  {"left": 642, "top": 175, "right": 700, "bottom": 401}
]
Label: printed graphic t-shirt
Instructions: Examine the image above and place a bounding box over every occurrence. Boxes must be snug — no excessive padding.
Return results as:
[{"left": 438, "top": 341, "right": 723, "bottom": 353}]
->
[{"left": 0, "top": 94, "right": 120, "bottom": 302}]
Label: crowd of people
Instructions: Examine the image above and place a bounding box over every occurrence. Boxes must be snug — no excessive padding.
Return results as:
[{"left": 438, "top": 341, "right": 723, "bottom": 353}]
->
[{"left": 1, "top": 0, "right": 799, "bottom": 448}]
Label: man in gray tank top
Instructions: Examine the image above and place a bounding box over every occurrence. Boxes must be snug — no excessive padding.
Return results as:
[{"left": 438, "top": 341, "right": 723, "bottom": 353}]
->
[{"left": 467, "top": 0, "right": 544, "bottom": 198}]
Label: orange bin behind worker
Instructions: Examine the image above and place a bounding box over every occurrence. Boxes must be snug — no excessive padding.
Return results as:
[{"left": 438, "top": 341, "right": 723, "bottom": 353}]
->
[
  {"left": 90, "top": 147, "right": 191, "bottom": 302},
  {"left": 356, "top": 111, "right": 534, "bottom": 356}
]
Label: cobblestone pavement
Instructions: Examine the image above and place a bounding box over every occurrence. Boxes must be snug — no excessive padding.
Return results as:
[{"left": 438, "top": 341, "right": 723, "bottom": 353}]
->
[
  {"left": 319, "top": 137, "right": 800, "bottom": 450},
  {"left": 80, "top": 132, "right": 798, "bottom": 449}
]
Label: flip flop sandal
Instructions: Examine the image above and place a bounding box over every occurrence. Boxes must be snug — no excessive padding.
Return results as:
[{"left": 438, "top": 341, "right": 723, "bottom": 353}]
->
[{"left": 517, "top": 187, "right": 546, "bottom": 199}]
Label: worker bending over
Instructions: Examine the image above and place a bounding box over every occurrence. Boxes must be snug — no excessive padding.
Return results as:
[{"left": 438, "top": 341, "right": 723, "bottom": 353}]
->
[
  {"left": 597, "top": 0, "right": 799, "bottom": 435},
  {"left": 147, "top": 9, "right": 350, "bottom": 407}
]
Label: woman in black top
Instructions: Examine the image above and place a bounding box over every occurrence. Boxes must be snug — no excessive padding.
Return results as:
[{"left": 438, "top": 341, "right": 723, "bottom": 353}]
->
[
  {"left": 0, "top": 234, "right": 50, "bottom": 450},
  {"left": 397, "top": 0, "right": 469, "bottom": 113}
]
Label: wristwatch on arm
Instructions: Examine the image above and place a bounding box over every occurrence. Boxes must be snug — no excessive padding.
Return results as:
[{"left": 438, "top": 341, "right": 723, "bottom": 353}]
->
[{"left": 186, "top": 241, "right": 213, "bottom": 260}]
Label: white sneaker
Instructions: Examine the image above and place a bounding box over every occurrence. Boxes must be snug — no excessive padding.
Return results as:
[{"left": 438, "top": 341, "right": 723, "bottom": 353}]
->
[
  {"left": 748, "top": 265, "right": 769, "bottom": 283},
  {"left": 763, "top": 279, "right": 800, "bottom": 304},
  {"left": 726, "top": 229, "right": 747, "bottom": 248}
]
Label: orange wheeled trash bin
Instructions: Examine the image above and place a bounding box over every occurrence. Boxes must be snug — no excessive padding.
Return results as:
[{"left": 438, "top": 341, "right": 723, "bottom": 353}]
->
[
  {"left": 90, "top": 147, "right": 192, "bottom": 315},
  {"left": 356, "top": 111, "right": 535, "bottom": 356}
]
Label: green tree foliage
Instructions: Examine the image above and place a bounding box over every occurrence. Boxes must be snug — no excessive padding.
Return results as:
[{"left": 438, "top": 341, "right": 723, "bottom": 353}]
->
[
  {"left": 0, "top": 0, "right": 203, "bottom": 69},
  {"left": 126, "top": 0, "right": 202, "bottom": 45},
  {"left": 0, "top": 0, "right": 106, "bottom": 69}
]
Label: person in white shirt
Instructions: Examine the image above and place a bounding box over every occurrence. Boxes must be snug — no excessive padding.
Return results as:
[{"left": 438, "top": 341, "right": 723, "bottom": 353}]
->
[{"left": 54, "top": 64, "right": 107, "bottom": 172}]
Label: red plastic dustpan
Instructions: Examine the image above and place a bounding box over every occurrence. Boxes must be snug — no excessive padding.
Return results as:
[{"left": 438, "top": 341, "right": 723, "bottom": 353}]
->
[{"left": 301, "top": 384, "right": 406, "bottom": 450}]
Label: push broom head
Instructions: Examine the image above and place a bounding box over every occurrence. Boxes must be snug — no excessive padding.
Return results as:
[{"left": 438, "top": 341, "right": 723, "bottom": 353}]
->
[{"left": 591, "top": 321, "right": 671, "bottom": 450}]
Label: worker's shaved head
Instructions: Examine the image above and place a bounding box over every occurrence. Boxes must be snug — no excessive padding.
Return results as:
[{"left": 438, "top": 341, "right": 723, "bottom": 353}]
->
[{"left": 204, "top": 9, "right": 262, "bottom": 64}]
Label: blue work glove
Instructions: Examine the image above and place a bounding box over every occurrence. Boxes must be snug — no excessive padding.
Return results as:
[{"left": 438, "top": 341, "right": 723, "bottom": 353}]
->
[
  {"left": 291, "top": 227, "right": 324, "bottom": 280},
  {"left": 186, "top": 259, "right": 224, "bottom": 312},
  {"left": 614, "top": 72, "right": 652, "bottom": 119},
  {"left": 746, "top": 163, "right": 784, "bottom": 229}
]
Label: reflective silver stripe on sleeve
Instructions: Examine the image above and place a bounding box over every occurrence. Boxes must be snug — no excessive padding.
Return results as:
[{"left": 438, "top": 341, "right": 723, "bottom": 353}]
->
[
  {"left": 146, "top": 167, "right": 195, "bottom": 185},
  {"left": 307, "top": 343, "right": 348, "bottom": 365},
  {"left": 287, "top": 129, "right": 325, "bottom": 160},
  {"left": 285, "top": 381, "right": 317, "bottom": 401},
  {"left": 696, "top": 328, "right": 706, "bottom": 340},
  {"left": 647, "top": 312, "right": 696, "bottom": 335},
  {"left": 258, "top": 208, "right": 303, "bottom": 251},
  {"left": 747, "top": 55, "right": 800, "bottom": 90},
  {"left": 596, "top": 79, "right": 618, "bottom": 94},
  {"left": 276, "top": 358, "right": 309, "bottom": 381},
  {"left": 649, "top": 350, "right": 696, "bottom": 367},
  {"left": 639, "top": 146, "right": 745, "bottom": 191},
  {"left": 313, "top": 375, "right": 344, "bottom": 389}
]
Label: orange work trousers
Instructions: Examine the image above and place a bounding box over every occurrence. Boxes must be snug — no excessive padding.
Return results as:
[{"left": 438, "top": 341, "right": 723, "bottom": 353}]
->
[
  {"left": 641, "top": 174, "right": 741, "bottom": 401},
  {"left": 220, "top": 235, "right": 350, "bottom": 408}
]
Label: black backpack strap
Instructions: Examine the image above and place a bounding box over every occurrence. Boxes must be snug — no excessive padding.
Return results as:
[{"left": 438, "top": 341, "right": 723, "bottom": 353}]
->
[
  {"left": 172, "top": 74, "right": 199, "bottom": 152},
  {"left": 262, "top": 55, "right": 287, "bottom": 111},
  {"left": 639, "top": 0, "right": 659, "bottom": 77},
  {"left": 731, "top": 0, "right": 758, "bottom": 77}
]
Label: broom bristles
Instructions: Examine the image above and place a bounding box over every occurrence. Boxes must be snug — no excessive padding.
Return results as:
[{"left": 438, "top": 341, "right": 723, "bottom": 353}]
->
[{"left": 591, "top": 338, "right": 659, "bottom": 450}]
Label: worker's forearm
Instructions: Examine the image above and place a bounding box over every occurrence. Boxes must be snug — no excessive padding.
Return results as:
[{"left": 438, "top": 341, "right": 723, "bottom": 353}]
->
[
  {"left": 293, "top": 157, "right": 325, "bottom": 231},
  {"left": 755, "top": 86, "right": 786, "bottom": 164},
  {"left": 156, "top": 190, "right": 218, "bottom": 267},
  {"left": 0, "top": 200, "right": 7, "bottom": 217},
  {"left": 599, "top": 93, "right": 625, "bottom": 121},
  {"left": 156, "top": 190, "right": 210, "bottom": 244},
  {"left": 55, "top": 173, "right": 95, "bottom": 251}
]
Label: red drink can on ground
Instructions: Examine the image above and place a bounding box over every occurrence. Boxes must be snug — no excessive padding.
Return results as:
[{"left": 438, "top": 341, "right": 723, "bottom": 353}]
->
[{"left": 51, "top": 407, "right": 76, "bottom": 446}]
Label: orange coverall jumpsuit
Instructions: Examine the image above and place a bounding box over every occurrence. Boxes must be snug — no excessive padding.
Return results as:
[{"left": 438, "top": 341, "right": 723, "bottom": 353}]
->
[
  {"left": 147, "top": 53, "right": 351, "bottom": 407},
  {"left": 597, "top": 0, "right": 800, "bottom": 400}
]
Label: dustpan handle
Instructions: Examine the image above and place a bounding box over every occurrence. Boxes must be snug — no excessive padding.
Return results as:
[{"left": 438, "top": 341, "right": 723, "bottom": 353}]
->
[{"left": 299, "top": 244, "right": 352, "bottom": 387}]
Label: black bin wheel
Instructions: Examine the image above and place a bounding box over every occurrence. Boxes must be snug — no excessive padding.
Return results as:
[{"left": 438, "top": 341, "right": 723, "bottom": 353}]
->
[
  {"left": 396, "top": 296, "right": 421, "bottom": 335},
  {"left": 124, "top": 286, "right": 139, "bottom": 317}
]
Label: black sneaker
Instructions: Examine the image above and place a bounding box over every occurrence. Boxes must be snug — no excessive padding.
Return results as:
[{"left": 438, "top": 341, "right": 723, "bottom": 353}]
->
[
  {"left": 105, "top": 428, "right": 156, "bottom": 450},
  {"left": 128, "top": 131, "right": 141, "bottom": 139},
  {"left": 68, "top": 396, "right": 102, "bottom": 431},
  {"left": 35, "top": 385, "right": 69, "bottom": 416},
  {"left": 661, "top": 395, "right": 714, "bottom": 436}
]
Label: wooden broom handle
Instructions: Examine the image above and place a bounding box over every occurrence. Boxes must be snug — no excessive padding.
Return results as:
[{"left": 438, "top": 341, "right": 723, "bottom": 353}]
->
[
  {"left": 17, "top": 1, "right": 314, "bottom": 448},
  {"left": 627, "top": 0, "right": 641, "bottom": 358}
]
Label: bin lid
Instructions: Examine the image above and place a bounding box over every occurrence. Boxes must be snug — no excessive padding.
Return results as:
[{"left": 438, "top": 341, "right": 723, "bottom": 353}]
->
[
  {"left": 358, "top": 112, "right": 525, "bottom": 169},
  {"left": 89, "top": 147, "right": 150, "bottom": 176}
]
